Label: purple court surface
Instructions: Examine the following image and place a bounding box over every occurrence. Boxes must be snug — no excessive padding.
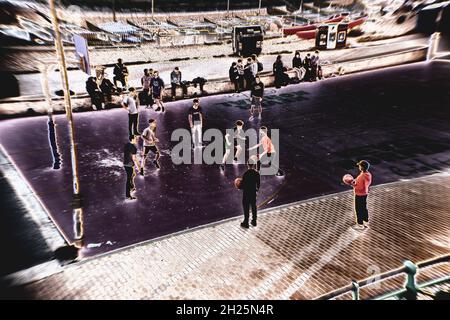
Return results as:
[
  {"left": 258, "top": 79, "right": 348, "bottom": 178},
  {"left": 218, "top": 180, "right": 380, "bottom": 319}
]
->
[{"left": 1, "top": 60, "right": 450, "bottom": 257}]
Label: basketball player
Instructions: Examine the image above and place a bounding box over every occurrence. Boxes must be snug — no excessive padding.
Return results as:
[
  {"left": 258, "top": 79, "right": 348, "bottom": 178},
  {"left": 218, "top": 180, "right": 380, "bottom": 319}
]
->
[
  {"left": 248, "top": 126, "right": 284, "bottom": 176},
  {"left": 140, "top": 119, "right": 161, "bottom": 176},
  {"left": 249, "top": 76, "right": 264, "bottom": 121},
  {"left": 220, "top": 120, "right": 245, "bottom": 171}
]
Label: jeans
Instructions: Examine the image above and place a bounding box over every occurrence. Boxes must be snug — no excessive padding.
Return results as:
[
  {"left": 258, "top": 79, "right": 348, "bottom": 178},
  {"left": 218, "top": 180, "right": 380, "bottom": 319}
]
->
[
  {"left": 124, "top": 166, "right": 135, "bottom": 197},
  {"left": 191, "top": 123, "right": 202, "bottom": 147},
  {"left": 128, "top": 113, "right": 139, "bottom": 139},
  {"left": 354, "top": 195, "right": 369, "bottom": 225}
]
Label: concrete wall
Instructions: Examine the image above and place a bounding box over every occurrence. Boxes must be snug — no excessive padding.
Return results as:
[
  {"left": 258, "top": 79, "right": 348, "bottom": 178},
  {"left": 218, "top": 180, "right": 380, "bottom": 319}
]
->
[{"left": 0, "top": 47, "right": 427, "bottom": 118}]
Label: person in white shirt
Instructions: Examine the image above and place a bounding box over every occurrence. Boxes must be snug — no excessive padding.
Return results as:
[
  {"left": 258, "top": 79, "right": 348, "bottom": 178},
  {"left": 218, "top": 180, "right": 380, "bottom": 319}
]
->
[
  {"left": 140, "top": 119, "right": 160, "bottom": 175},
  {"left": 121, "top": 87, "right": 140, "bottom": 140}
]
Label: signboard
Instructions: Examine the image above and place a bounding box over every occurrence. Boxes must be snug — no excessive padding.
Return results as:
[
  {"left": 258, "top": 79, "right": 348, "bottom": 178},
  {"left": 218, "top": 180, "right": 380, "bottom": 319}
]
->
[{"left": 73, "top": 34, "right": 91, "bottom": 75}]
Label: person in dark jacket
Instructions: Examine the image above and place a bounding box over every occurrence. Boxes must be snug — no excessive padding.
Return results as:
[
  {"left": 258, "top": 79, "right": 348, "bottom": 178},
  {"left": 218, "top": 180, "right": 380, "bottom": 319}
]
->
[
  {"left": 86, "top": 76, "right": 103, "bottom": 110},
  {"left": 292, "top": 51, "right": 305, "bottom": 81},
  {"left": 303, "top": 53, "right": 312, "bottom": 82},
  {"left": 229, "top": 62, "right": 240, "bottom": 93},
  {"left": 239, "top": 159, "right": 261, "bottom": 228},
  {"left": 249, "top": 76, "right": 264, "bottom": 121},
  {"left": 99, "top": 73, "right": 116, "bottom": 104},
  {"left": 273, "top": 55, "right": 284, "bottom": 89},
  {"left": 244, "top": 57, "right": 255, "bottom": 90},
  {"left": 236, "top": 59, "right": 245, "bottom": 92},
  {"left": 113, "top": 58, "right": 129, "bottom": 89}
]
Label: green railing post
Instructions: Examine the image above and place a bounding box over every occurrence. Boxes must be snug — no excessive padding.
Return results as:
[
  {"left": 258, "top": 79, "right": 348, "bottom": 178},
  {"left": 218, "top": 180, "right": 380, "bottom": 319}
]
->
[
  {"left": 403, "top": 260, "right": 418, "bottom": 299},
  {"left": 351, "top": 280, "right": 360, "bottom": 300}
]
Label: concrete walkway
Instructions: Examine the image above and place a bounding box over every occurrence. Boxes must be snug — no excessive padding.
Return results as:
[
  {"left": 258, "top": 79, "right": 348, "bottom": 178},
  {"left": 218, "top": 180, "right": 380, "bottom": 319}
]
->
[{"left": 3, "top": 174, "right": 449, "bottom": 299}]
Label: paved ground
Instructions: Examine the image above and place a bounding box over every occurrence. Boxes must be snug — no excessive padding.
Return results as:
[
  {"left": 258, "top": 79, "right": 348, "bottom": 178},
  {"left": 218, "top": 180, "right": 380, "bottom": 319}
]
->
[
  {"left": 1, "top": 60, "right": 450, "bottom": 258},
  {"left": 2, "top": 174, "right": 449, "bottom": 299}
]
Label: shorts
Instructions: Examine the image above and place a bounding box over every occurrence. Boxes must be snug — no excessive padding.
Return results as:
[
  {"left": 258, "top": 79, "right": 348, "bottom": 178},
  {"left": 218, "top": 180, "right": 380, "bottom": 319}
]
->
[
  {"left": 144, "top": 145, "right": 158, "bottom": 156},
  {"left": 251, "top": 96, "right": 262, "bottom": 107},
  {"left": 152, "top": 91, "right": 161, "bottom": 99}
]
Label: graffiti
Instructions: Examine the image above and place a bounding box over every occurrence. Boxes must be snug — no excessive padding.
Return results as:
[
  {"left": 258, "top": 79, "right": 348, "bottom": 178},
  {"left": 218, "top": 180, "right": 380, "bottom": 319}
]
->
[{"left": 211, "top": 91, "right": 310, "bottom": 110}]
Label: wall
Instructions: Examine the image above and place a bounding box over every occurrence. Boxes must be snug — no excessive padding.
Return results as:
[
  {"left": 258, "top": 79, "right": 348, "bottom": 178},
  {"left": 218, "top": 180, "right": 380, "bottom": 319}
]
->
[{"left": 0, "top": 47, "right": 428, "bottom": 117}]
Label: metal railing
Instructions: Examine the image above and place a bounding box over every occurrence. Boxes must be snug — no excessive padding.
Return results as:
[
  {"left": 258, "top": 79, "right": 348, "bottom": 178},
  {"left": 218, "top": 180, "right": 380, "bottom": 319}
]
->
[{"left": 316, "top": 254, "right": 450, "bottom": 300}]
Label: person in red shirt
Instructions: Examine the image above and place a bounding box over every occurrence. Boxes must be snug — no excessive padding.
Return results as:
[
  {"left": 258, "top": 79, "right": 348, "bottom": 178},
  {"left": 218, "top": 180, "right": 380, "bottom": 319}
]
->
[
  {"left": 248, "top": 126, "right": 284, "bottom": 176},
  {"left": 351, "top": 160, "right": 372, "bottom": 230}
]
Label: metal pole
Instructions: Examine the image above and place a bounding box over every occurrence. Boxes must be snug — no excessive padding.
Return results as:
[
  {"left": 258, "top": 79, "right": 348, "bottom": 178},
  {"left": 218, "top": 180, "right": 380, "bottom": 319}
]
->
[
  {"left": 300, "top": 0, "right": 304, "bottom": 13},
  {"left": 112, "top": 0, "right": 116, "bottom": 22},
  {"left": 152, "top": 0, "right": 154, "bottom": 18},
  {"left": 258, "top": 0, "right": 262, "bottom": 15},
  {"left": 48, "top": 0, "right": 83, "bottom": 246},
  {"left": 227, "top": 0, "right": 230, "bottom": 16}
]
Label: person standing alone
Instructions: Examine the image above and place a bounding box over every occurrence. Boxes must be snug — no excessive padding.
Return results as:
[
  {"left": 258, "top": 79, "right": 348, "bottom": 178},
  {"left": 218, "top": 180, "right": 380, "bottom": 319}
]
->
[
  {"left": 188, "top": 98, "right": 203, "bottom": 149},
  {"left": 122, "top": 87, "right": 140, "bottom": 140},
  {"left": 123, "top": 135, "right": 140, "bottom": 200},
  {"left": 351, "top": 160, "right": 372, "bottom": 230},
  {"left": 249, "top": 76, "right": 264, "bottom": 121},
  {"left": 239, "top": 159, "right": 260, "bottom": 228}
]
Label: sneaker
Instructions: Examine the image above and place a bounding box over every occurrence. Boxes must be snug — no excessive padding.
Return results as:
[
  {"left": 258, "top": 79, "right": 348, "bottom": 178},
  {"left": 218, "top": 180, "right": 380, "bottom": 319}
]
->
[
  {"left": 351, "top": 224, "right": 365, "bottom": 231},
  {"left": 251, "top": 220, "right": 257, "bottom": 227},
  {"left": 276, "top": 170, "right": 284, "bottom": 177},
  {"left": 153, "top": 160, "right": 160, "bottom": 169},
  {"left": 240, "top": 222, "right": 249, "bottom": 229},
  {"left": 140, "top": 168, "right": 144, "bottom": 176},
  {"left": 101, "top": 103, "right": 105, "bottom": 109},
  {"left": 249, "top": 116, "right": 254, "bottom": 121},
  {"left": 92, "top": 104, "right": 97, "bottom": 111},
  {"left": 219, "top": 164, "right": 225, "bottom": 171},
  {"left": 126, "top": 196, "right": 137, "bottom": 201},
  {"left": 155, "top": 107, "right": 161, "bottom": 112},
  {"left": 363, "top": 221, "right": 369, "bottom": 228}
]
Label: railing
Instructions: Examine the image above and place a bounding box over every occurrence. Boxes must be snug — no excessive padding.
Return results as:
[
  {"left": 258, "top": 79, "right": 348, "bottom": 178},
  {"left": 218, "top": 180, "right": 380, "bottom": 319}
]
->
[{"left": 316, "top": 254, "right": 450, "bottom": 300}]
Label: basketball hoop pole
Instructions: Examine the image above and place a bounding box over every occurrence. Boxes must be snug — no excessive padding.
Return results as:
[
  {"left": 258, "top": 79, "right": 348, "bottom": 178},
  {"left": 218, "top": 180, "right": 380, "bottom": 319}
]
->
[
  {"left": 152, "top": 0, "right": 154, "bottom": 18},
  {"left": 48, "top": 0, "right": 84, "bottom": 247}
]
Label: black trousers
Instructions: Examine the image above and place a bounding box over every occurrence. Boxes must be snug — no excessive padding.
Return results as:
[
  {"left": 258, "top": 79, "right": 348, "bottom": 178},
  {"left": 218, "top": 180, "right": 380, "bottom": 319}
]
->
[
  {"left": 354, "top": 195, "right": 369, "bottom": 225},
  {"left": 232, "top": 79, "right": 240, "bottom": 93},
  {"left": 124, "top": 166, "right": 135, "bottom": 197},
  {"left": 114, "top": 76, "right": 126, "bottom": 88},
  {"left": 237, "top": 76, "right": 244, "bottom": 92},
  {"left": 243, "top": 195, "right": 257, "bottom": 224},
  {"left": 128, "top": 113, "right": 139, "bottom": 139},
  {"left": 171, "top": 83, "right": 188, "bottom": 98},
  {"left": 89, "top": 91, "right": 103, "bottom": 109}
]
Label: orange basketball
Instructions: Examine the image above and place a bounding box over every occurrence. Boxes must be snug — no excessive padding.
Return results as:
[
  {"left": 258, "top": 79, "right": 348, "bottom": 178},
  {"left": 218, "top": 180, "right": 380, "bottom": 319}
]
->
[
  {"left": 342, "top": 174, "right": 354, "bottom": 185},
  {"left": 234, "top": 177, "right": 243, "bottom": 189}
]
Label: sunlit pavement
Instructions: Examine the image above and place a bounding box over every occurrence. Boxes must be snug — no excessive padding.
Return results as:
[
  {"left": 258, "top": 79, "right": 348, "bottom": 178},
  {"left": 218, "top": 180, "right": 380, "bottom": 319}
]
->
[{"left": 2, "top": 174, "right": 449, "bottom": 299}]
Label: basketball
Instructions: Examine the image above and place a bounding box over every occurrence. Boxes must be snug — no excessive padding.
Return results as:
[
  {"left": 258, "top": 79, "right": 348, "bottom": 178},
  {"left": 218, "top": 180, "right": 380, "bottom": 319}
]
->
[
  {"left": 234, "top": 177, "right": 243, "bottom": 189},
  {"left": 342, "top": 174, "right": 354, "bottom": 185}
]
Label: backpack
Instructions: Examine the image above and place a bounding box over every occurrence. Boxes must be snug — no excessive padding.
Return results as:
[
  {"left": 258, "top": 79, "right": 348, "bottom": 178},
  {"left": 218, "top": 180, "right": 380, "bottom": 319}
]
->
[{"left": 257, "top": 61, "right": 263, "bottom": 72}]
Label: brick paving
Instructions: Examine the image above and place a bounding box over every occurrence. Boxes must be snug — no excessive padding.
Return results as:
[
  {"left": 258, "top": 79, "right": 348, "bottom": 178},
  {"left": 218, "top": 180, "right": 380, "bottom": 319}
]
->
[{"left": 8, "top": 174, "right": 450, "bottom": 299}]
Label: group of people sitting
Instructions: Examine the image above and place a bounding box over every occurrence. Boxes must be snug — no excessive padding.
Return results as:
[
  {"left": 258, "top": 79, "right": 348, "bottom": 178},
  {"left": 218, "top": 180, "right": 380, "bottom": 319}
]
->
[
  {"left": 273, "top": 50, "right": 322, "bottom": 88},
  {"left": 86, "top": 58, "right": 209, "bottom": 111}
]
